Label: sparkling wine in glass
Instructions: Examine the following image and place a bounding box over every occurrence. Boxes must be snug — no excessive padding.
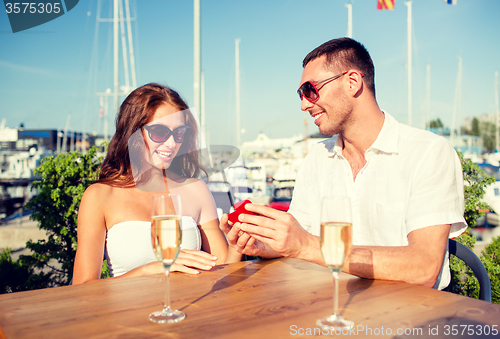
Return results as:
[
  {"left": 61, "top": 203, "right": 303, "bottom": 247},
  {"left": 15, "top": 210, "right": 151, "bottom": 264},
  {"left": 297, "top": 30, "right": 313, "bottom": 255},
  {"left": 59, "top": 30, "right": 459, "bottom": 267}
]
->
[
  {"left": 149, "top": 194, "right": 185, "bottom": 323},
  {"left": 317, "top": 196, "right": 354, "bottom": 330}
]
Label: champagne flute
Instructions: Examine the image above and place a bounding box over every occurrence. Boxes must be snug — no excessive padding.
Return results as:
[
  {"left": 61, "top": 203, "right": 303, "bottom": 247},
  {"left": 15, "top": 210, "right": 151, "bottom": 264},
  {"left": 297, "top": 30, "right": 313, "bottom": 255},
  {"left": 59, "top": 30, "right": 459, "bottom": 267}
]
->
[
  {"left": 317, "top": 196, "right": 354, "bottom": 330},
  {"left": 149, "top": 194, "right": 186, "bottom": 323}
]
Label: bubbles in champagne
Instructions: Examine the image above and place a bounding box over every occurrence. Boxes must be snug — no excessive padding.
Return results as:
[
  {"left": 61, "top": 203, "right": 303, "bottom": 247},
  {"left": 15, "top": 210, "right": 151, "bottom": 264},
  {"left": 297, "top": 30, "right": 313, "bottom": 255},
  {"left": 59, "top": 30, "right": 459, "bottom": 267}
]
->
[
  {"left": 151, "top": 215, "right": 182, "bottom": 268},
  {"left": 320, "top": 222, "right": 352, "bottom": 271}
]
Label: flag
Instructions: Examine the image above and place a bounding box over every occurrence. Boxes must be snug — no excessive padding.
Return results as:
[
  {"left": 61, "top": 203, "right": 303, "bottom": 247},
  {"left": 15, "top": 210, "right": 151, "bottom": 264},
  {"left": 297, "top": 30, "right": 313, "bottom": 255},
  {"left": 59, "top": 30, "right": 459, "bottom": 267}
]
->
[
  {"left": 444, "top": 0, "right": 457, "bottom": 4},
  {"left": 377, "top": 0, "right": 395, "bottom": 10}
]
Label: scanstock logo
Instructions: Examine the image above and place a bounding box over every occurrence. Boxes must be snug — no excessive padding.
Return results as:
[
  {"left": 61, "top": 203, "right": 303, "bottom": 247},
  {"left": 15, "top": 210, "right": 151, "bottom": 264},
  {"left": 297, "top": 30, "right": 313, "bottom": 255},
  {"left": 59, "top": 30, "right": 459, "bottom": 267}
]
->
[{"left": 4, "top": 0, "right": 79, "bottom": 33}]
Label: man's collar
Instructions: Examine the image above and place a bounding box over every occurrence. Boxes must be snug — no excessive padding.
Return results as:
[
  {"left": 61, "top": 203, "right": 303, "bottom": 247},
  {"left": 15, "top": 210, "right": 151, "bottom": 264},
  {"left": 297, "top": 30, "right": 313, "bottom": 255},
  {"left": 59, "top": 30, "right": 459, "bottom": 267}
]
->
[
  {"left": 331, "top": 135, "right": 343, "bottom": 155},
  {"left": 368, "top": 111, "right": 399, "bottom": 154},
  {"left": 328, "top": 111, "right": 399, "bottom": 156}
]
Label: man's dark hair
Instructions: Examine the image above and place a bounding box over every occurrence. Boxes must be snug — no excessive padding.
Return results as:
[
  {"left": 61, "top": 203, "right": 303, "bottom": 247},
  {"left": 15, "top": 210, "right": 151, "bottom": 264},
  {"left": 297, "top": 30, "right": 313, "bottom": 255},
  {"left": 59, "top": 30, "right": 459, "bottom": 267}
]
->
[{"left": 303, "top": 37, "right": 376, "bottom": 95}]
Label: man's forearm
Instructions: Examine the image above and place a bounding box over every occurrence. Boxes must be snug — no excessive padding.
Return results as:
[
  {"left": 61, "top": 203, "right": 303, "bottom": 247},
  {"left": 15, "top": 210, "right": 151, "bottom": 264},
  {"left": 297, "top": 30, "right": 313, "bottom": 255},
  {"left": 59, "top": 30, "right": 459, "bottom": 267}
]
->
[{"left": 343, "top": 245, "right": 442, "bottom": 287}]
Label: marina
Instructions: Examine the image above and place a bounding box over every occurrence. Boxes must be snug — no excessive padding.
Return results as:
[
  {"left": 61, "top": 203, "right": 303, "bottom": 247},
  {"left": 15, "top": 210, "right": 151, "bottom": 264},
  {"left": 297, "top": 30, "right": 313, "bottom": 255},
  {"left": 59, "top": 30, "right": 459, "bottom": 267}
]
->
[{"left": 1, "top": 116, "right": 500, "bottom": 256}]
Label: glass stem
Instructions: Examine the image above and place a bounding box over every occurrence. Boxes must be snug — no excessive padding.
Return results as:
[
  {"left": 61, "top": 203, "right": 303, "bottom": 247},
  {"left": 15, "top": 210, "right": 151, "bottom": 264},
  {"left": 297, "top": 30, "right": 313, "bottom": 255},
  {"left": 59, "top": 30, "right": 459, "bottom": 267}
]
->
[
  {"left": 332, "top": 271, "right": 339, "bottom": 316},
  {"left": 164, "top": 268, "right": 172, "bottom": 314}
]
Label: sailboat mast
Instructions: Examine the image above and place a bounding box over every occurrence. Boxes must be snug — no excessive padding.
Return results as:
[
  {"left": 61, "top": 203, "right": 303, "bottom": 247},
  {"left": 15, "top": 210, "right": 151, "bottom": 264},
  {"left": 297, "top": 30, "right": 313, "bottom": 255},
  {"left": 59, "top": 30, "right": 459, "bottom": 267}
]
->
[
  {"left": 405, "top": 0, "right": 412, "bottom": 127},
  {"left": 63, "top": 115, "right": 70, "bottom": 153},
  {"left": 104, "top": 88, "right": 110, "bottom": 141},
  {"left": 235, "top": 38, "right": 241, "bottom": 147},
  {"left": 94, "top": 0, "right": 137, "bottom": 142},
  {"left": 118, "top": 0, "right": 130, "bottom": 91},
  {"left": 495, "top": 71, "right": 499, "bottom": 152},
  {"left": 113, "top": 0, "right": 119, "bottom": 139},
  {"left": 193, "top": 0, "right": 201, "bottom": 123},
  {"left": 201, "top": 71, "right": 206, "bottom": 142},
  {"left": 345, "top": 2, "right": 352, "bottom": 38},
  {"left": 426, "top": 64, "right": 431, "bottom": 130},
  {"left": 124, "top": 0, "right": 137, "bottom": 89},
  {"left": 451, "top": 56, "right": 463, "bottom": 142}
]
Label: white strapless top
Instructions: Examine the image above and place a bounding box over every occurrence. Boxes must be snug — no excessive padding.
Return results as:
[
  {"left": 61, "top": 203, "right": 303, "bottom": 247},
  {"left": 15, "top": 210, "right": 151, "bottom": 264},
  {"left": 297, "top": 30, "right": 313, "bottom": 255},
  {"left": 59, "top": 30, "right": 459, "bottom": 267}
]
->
[{"left": 104, "top": 216, "right": 201, "bottom": 277}]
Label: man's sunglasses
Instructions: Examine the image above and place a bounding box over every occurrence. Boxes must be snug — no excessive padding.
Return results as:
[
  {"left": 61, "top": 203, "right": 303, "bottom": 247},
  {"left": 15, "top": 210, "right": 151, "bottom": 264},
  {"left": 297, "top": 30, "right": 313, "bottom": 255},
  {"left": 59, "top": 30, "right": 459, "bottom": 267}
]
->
[
  {"left": 297, "top": 71, "right": 363, "bottom": 103},
  {"left": 143, "top": 124, "right": 190, "bottom": 143}
]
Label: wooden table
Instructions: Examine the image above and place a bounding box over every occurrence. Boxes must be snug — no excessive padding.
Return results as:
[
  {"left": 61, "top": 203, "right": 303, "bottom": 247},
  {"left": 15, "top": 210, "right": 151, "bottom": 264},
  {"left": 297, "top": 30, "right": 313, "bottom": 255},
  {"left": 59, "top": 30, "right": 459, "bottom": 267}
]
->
[{"left": 1, "top": 258, "right": 499, "bottom": 338}]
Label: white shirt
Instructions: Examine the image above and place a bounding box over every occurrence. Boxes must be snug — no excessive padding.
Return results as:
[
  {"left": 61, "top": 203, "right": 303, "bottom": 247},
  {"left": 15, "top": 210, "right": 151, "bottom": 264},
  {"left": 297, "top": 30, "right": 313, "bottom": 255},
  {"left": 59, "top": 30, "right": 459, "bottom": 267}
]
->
[
  {"left": 105, "top": 216, "right": 201, "bottom": 277},
  {"left": 288, "top": 112, "right": 467, "bottom": 290}
]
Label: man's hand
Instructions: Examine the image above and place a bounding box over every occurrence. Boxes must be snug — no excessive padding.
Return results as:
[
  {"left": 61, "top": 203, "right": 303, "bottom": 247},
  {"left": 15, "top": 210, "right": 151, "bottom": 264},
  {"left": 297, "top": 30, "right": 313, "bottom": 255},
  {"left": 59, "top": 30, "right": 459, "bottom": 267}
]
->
[
  {"left": 221, "top": 203, "right": 323, "bottom": 264},
  {"left": 220, "top": 212, "right": 279, "bottom": 258}
]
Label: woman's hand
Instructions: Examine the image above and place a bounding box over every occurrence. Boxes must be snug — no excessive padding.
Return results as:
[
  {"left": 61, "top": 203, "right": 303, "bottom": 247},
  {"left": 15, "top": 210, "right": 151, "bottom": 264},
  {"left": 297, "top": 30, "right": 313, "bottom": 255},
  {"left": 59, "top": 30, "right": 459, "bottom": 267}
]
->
[
  {"left": 170, "top": 249, "right": 218, "bottom": 274},
  {"left": 114, "top": 249, "right": 219, "bottom": 279}
]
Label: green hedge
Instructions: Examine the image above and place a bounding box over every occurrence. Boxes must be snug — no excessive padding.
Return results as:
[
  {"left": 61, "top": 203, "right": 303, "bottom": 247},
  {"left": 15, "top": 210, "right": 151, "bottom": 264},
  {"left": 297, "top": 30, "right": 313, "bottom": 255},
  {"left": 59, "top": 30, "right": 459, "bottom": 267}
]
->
[
  {"left": 0, "top": 146, "right": 103, "bottom": 292},
  {"left": 449, "top": 152, "right": 499, "bottom": 303}
]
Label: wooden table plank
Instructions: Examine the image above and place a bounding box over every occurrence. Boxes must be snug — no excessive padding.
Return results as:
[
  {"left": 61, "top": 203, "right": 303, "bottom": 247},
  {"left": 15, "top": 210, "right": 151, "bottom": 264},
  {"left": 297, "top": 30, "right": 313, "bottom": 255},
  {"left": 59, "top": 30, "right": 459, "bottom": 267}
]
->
[{"left": 0, "top": 258, "right": 499, "bottom": 338}]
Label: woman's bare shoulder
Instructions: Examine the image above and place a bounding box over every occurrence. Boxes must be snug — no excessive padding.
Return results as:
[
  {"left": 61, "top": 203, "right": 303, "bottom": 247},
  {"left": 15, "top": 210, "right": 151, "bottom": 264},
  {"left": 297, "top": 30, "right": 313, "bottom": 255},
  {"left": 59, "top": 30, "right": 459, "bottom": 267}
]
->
[
  {"left": 81, "top": 183, "right": 125, "bottom": 206},
  {"left": 176, "top": 178, "right": 213, "bottom": 206},
  {"left": 185, "top": 177, "right": 204, "bottom": 185},
  {"left": 84, "top": 182, "right": 114, "bottom": 196},
  {"left": 184, "top": 177, "right": 211, "bottom": 191}
]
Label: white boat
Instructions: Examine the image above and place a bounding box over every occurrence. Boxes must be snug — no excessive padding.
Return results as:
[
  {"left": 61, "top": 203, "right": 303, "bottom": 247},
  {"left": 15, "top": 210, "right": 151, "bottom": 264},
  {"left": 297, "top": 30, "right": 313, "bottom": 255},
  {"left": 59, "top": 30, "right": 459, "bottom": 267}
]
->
[
  {"left": 0, "top": 147, "right": 52, "bottom": 180},
  {"left": 246, "top": 161, "right": 266, "bottom": 196},
  {"left": 475, "top": 162, "right": 500, "bottom": 227}
]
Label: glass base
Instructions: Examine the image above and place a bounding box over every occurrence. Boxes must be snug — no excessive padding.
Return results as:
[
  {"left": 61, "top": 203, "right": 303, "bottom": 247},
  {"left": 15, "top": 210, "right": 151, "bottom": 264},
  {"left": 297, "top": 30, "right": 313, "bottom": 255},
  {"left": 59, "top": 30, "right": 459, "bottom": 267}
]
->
[
  {"left": 317, "top": 314, "right": 354, "bottom": 330},
  {"left": 149, "top": 309, "right": 186, "bottom": 324}
]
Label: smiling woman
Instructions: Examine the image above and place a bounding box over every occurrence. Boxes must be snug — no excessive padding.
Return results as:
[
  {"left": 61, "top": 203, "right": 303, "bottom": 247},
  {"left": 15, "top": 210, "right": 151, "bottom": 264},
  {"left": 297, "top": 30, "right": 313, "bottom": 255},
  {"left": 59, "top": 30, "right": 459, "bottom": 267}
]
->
[
  {"left": 127, "top": 105, "right": 198, "bottom": 189},
  {"left": 72, "top": 83, "right": 242, "bottom": 285},
  {"left": 100, "top": 84, "right": 202, "bottom": 188}
]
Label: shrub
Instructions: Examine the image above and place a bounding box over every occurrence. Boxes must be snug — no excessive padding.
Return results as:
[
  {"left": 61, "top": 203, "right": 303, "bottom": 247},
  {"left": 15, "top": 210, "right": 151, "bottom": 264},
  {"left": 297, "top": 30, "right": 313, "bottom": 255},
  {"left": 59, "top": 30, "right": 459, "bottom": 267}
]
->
[
  {"left": 459, "top": 151, "right": 495, "bottom": 228},
  {"left": 0, "top": 146, "right": 103, "bottom": 293},
  {"left": 449, "top": 151, "right": 498, "bottom": 303},
  {"left": 480, "top": 236, "right": 500, "bottom": 303},
  {"left": 448, "top": 232, "right": 480, "bottom": 299},
  {"left": 0, "top": 248, "right": 52, "bottom": 293}
]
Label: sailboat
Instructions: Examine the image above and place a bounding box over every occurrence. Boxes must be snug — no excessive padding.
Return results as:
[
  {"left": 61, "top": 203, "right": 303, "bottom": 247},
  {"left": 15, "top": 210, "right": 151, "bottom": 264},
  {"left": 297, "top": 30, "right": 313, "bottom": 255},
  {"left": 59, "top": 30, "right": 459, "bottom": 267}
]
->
[{"left": 92, "top": 0, "right": 137, "bottom": 144}]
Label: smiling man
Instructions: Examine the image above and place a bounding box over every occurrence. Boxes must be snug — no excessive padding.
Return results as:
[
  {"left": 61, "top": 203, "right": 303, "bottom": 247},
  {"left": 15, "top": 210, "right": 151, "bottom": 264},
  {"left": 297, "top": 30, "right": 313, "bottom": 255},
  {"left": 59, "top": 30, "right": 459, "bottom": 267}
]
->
[{"left": 220, "top": 37, "right": 467, "bottom": 289}]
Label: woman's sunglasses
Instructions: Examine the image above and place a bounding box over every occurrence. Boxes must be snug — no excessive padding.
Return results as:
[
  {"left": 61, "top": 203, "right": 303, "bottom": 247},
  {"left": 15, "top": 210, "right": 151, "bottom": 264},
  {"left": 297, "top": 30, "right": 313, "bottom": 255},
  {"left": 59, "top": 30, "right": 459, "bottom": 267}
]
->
[
  {"left": 143, "top": 124, "right": 190, "bottom": 143},
  {"left": 297, "top": 71, "right": 363, "bottom": 103}
]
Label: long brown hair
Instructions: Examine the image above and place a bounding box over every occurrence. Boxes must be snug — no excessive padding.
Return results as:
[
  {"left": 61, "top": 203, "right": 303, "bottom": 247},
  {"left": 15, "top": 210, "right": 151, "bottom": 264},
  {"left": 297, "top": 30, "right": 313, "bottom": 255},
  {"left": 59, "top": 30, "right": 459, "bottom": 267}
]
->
[{"left": 97, "top": 83, "right": 206, "bottom": 187}]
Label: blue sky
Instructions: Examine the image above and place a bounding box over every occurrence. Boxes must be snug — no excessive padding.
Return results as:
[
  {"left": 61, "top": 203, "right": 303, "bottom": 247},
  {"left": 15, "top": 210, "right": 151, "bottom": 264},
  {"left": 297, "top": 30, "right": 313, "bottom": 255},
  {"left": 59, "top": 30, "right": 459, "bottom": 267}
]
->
[{"left": 1, "top": 0, "right": 499, "bottom": 146}]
